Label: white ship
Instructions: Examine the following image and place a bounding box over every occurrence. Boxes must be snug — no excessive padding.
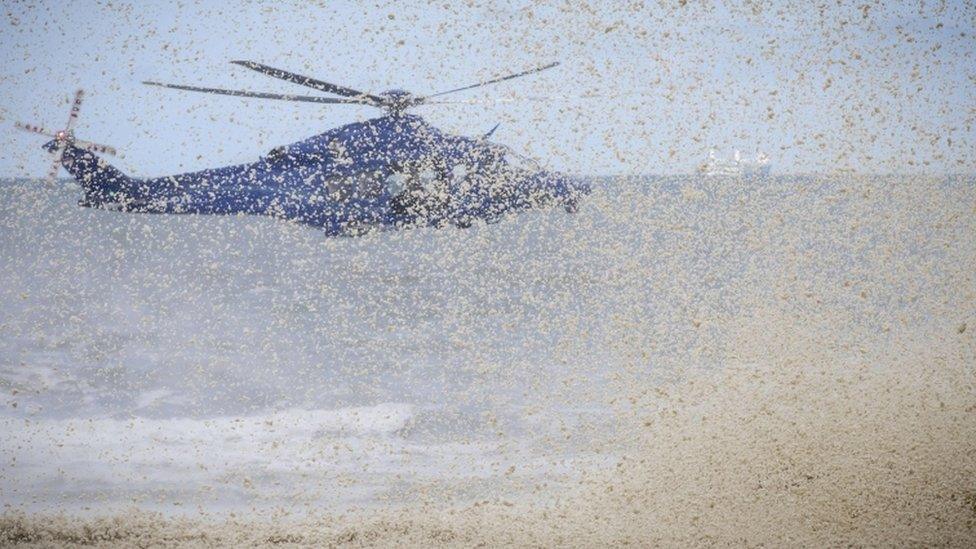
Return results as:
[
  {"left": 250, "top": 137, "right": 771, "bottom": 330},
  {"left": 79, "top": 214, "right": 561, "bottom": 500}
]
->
[{"left": 700, "top": 149, "right": 771, "bottom": 177}]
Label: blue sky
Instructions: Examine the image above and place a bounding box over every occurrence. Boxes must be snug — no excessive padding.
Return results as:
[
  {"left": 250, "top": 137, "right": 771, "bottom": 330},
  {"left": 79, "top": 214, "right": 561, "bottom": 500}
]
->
[{"left": 1, "top": 0, "right": 973, "bottom": 176}]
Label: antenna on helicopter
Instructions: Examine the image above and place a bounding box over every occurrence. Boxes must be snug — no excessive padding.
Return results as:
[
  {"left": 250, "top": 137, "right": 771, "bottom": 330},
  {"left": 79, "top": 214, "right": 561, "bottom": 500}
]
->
[
  {"left": 15, "top": 89, "right": 120, "bottom": 185},
  {"left": 483, "top": 123, "right": 501, "bottom": 140},
  {"left": 144, "top": 61, "right": 563, "bottom": 115}
]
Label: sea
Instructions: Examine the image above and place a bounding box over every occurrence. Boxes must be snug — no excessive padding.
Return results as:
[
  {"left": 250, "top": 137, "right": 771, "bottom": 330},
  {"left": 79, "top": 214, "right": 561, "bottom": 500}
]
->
[{"left": 0, "top": 175, "right": 973, "bottom": 545}]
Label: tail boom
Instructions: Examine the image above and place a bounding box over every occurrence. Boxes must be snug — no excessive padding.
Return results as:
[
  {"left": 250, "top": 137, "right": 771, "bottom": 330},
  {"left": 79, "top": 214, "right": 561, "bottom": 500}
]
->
[{"left": 52, "top": 142, "right": 137, "bottom": 208}]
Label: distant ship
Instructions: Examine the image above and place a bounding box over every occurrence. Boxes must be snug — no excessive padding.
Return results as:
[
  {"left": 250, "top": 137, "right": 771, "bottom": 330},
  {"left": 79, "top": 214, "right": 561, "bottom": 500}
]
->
[{"left": 700, "top": 149, "right": 771, "bottom": 177}]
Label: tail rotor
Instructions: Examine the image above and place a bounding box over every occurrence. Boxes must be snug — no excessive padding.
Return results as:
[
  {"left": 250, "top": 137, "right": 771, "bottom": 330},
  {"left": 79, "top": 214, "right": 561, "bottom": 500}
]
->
[{"left": 15, "top": 89, "right": 120, "bottom": 185}]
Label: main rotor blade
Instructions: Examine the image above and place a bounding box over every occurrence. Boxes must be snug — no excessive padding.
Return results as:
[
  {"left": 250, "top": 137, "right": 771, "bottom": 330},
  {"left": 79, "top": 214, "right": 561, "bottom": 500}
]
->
[
  {"left": 422, "top": 62, "right": 559, "bottom": 100},
  {"left": 230, "top": 60, "right": 386, "bottom": 105},
  {"left": 143, "top": 81, "right": 372, "bottom": 104},
  {"left": 424, "top": 91, "right": 614, "bottom": 105},
  {"left": 425, "top": 98, "right": 543, "bottom": 105}
]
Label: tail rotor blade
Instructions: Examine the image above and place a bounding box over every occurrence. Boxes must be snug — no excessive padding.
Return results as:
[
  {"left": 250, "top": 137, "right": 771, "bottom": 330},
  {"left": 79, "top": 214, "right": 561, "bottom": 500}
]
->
[
  {"left": 47, "top": 142, "right": 67, "bottom": 185},
  {"left": 74, "top": 139, "right": 120, "bottom": 157},
  {"left": 63, "top": 89, "right": 83, "bottom": 133},
  {"left": 18, "top": 88, "right": 119, "bottom": 181},
  {"left": 15, "top": 121, "right": 58, "bottom": 138}
]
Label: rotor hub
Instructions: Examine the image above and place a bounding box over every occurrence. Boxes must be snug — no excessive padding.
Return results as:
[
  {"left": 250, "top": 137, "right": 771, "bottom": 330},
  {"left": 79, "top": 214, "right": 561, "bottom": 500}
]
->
[{"left": 379, "top": 89, "right": 415, "bottom": 114}]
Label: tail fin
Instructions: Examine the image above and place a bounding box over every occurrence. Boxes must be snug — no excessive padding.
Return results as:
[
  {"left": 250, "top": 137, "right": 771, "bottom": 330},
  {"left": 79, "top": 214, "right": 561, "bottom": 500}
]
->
[{"left": 49, "top": 142, "right": 136, "bottom": 207}]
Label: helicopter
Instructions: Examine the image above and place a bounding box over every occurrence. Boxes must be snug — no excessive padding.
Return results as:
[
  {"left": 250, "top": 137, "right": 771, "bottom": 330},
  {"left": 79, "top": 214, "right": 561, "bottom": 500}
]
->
[{"left": 16, "top": 61, "right": 590, "bottom": 236}]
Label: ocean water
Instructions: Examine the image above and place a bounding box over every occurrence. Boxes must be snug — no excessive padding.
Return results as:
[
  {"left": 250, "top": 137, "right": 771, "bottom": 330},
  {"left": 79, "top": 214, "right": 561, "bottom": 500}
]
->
[
  {"left": 1, "top": 175, "right": 974, "bottom": 544},
  {"left": 0, "top": 176, "right": 620, "bottom": 514}
]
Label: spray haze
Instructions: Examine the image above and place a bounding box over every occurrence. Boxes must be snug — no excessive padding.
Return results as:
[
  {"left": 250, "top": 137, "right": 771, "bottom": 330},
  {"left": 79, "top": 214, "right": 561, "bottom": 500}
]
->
[{"left": 1, "top": 0, "right": 975, "bottom": 546}]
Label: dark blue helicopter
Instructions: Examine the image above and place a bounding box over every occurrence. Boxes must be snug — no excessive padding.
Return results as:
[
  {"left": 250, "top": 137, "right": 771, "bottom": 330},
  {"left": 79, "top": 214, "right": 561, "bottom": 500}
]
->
[{"left": 17, "top": 61, "right": 589, "bottom": 236}]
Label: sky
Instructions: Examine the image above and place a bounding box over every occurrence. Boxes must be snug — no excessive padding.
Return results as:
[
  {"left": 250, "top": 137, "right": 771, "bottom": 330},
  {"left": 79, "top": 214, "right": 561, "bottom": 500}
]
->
[{"left": 1, "top": 0, "right": 974, "bottom": 176}]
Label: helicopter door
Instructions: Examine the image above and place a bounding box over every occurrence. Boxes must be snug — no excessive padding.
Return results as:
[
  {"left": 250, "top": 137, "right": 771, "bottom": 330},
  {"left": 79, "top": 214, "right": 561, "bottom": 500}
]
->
[
  {"left": 322, "top": 170, "right": 385, "bottom": 201},
  {"left": 386, "top": 162, "right": 450, "bottom": 221}
]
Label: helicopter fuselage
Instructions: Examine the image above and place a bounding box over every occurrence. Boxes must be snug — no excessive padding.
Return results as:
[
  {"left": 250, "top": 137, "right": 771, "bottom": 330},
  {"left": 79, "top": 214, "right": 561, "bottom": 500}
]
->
[{"left": 55, "top": 114, "right": 589, "bottom": 236}]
